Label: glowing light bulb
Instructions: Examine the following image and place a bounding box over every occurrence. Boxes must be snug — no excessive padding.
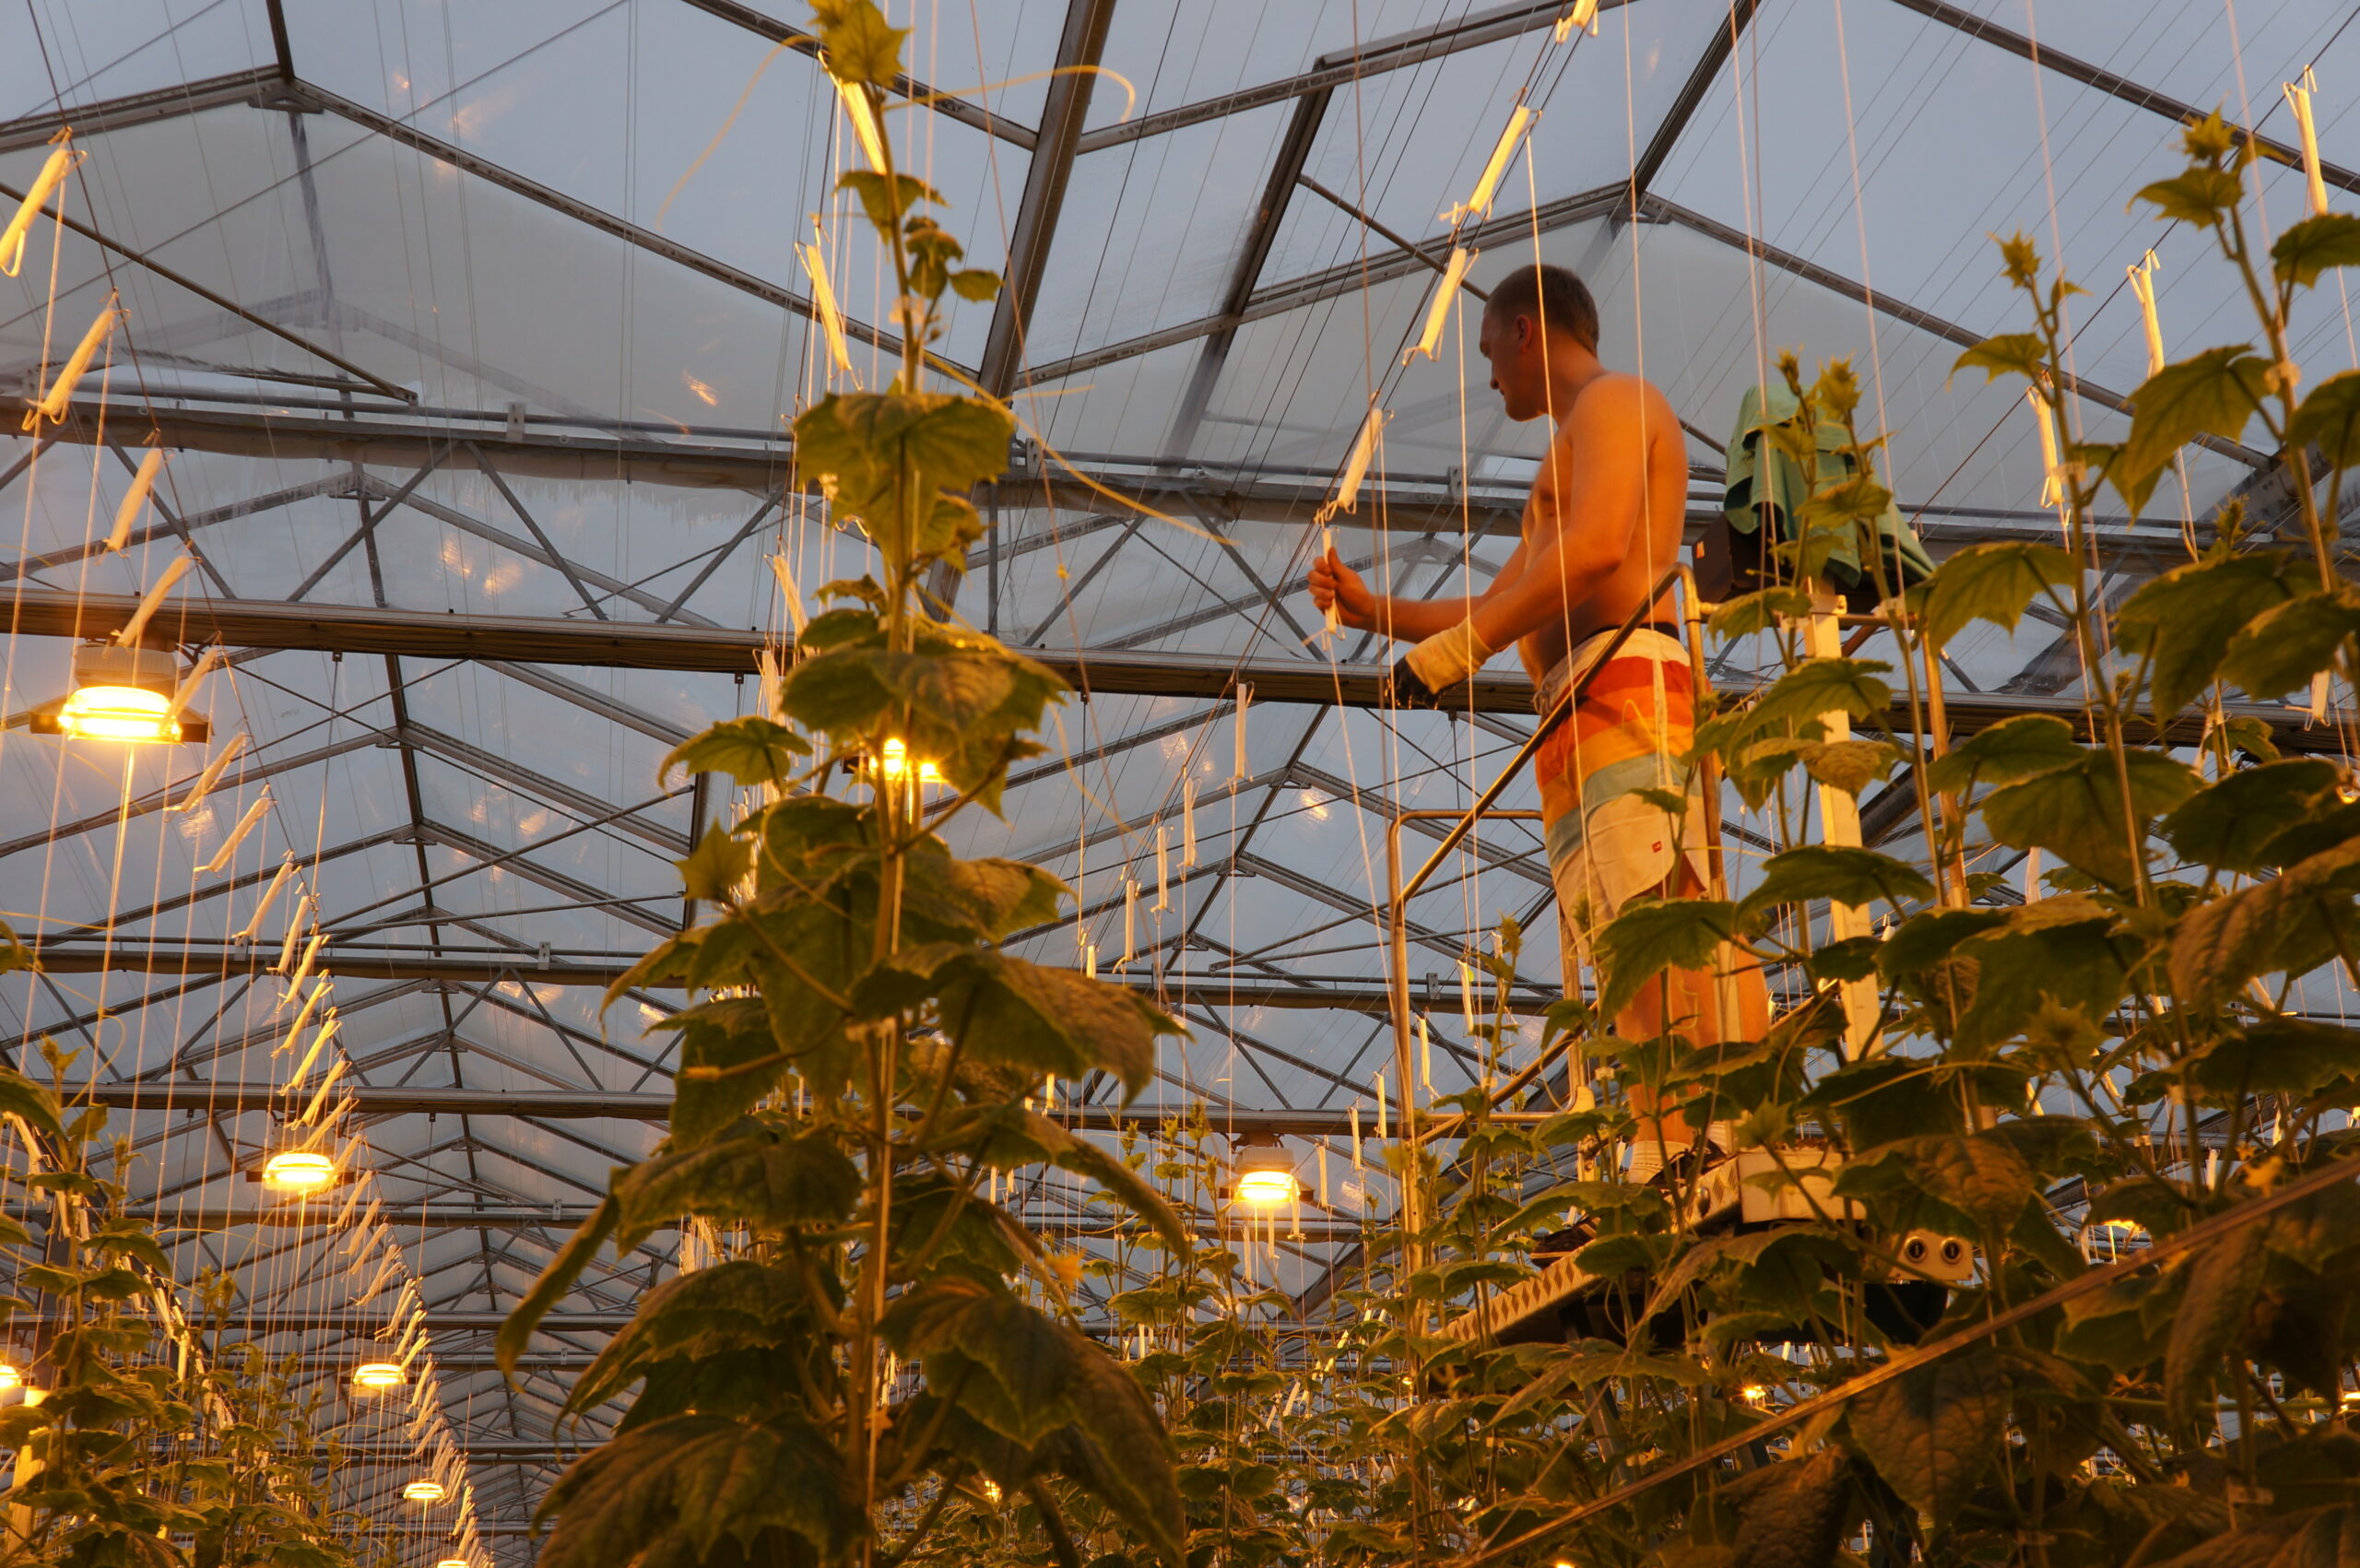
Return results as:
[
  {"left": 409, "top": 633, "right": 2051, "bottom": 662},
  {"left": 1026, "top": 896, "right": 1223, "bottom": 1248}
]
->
[
  {"left": 1235, "top": 1169, "right": 1298, "bottom": 1208},
  {"left": 351, "top": 1362, "right": 406, "bottom": 1392},
  {"left": 437, "top": 1560, "right": 471, "bottom": 1568},
  {"left": 0, "top": 1363, "right": 21, "bottom": 1392},
  {"left": 876, "top": 738, "right": 940, "bottom": 784},
  {"left": 263, "top": 1149, "right": 336, "bottom": 1192},
  {"left": 60, "top": 684, "right": 176, "bottom": 743},
  {"left": 1741, "top": 1385, "right": 1768, "bottom": 1404},
  {"left": 402, "top": 1479, "right": 446, "bottom": 1503}
]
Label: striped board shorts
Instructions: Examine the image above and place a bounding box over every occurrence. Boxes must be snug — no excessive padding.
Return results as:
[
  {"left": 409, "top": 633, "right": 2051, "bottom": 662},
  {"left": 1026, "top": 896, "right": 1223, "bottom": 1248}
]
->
[{"left": 1534, "top": 625, "right": 1713, "bottom": 987}]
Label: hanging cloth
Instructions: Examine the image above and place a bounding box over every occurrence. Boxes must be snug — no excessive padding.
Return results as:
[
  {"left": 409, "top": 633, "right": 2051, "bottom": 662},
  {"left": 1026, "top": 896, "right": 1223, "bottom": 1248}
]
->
[{"left": 1712, "top": 383, "right": 1934, "bottom": 610}]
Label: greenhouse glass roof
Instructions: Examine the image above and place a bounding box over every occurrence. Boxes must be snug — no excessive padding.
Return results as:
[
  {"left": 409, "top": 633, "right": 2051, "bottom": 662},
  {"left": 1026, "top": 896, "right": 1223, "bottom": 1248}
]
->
[{"left": 0, "top": 0, "right": 2353, "bottom": 1550}]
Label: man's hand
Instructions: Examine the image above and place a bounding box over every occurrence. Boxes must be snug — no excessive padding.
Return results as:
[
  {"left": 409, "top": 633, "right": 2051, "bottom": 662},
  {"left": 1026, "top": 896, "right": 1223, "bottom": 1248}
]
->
[{"left": 1307, "top": 548, "right": 1377, "bottom": 631}]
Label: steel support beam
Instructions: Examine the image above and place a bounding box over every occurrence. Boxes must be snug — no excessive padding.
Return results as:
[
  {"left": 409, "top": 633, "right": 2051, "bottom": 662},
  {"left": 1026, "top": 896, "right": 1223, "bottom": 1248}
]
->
[
  {"left": 53, "top": 1083, "right": 1497, "bottom": 1136},
  {"left": 1073, "top": 0, "right": 1604, "bottom": 154},
  {"left": 977, "top": 0, "right": 1119, "bottom": 397},
  {"left": 1888, "top": 0, "right": 2360, "bottom": 196},
  {"left": 675, "top": 0, "right": 1034, "bottom": 148},
  {"left": 9, "top": 587, "right": 2336, "bottom": 746},
  {"left": 0, "top": 66, "right": 288, "bottom": 153}
]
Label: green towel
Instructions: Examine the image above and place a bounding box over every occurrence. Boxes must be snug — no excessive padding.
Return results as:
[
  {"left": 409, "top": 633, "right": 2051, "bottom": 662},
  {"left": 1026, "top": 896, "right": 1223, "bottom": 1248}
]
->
[{"left": 1721, "top": 383, "right": 1935, "bottom": 606}]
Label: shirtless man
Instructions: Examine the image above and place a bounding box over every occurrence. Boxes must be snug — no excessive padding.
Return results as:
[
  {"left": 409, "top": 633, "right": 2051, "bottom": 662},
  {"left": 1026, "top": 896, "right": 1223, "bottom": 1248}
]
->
[{"left": 1308, "top": 262, "right": 1766, "bottom": 1169}]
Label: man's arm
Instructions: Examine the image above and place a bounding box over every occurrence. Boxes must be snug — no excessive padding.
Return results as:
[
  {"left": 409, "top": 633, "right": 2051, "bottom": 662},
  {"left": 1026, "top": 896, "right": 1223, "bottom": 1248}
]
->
[
  {"left": 1311, "top": 537, "right": 1531, "bottom": 642},
  {"left": 1464, "top": 379, "right": 1648, "bottom": 652}
]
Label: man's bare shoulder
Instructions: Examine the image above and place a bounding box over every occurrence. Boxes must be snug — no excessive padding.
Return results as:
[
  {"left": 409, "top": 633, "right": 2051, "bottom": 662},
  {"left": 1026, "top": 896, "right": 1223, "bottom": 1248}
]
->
[{"left": 1558, "top": 371, "right": 1679, "bottom": 442}]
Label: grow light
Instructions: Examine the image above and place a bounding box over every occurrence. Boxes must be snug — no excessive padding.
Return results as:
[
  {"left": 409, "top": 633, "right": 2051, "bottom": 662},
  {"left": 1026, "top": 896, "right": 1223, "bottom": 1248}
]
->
[
  {"left": 1234, "top": 1169, "right": 1298, "bottom": 1207},
  {"left": 0, "top": 1363, "right": 20, "bottom": 1391},
  {"left": 59, "top": 682, "right": 176, "bottom": 742},
  {"left": 437, "top": 1560, "right": 471, "bottom": 1568},
  {"left": 402, "top": 1479, "right": 446, "bottom": 1503},
  {"left": 262, "top": 1150, "right": 336, "bottom": 1193},
  {"left": 351, "top": 1362, "right": 406, "bottom": 1392},
  {"left": 877, "top": 738, "right": 939, "bottom": 784}
]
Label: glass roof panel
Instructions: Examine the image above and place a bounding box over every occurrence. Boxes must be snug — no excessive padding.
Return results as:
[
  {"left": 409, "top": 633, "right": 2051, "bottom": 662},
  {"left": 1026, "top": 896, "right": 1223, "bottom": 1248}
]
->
[{"left": 5, "top": 0, "right": 271, "bottom": 122}]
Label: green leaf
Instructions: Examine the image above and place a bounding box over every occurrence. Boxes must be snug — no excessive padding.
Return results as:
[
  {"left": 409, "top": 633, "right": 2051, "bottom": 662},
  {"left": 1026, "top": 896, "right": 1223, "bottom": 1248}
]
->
[
  {"left": 499, "top": 1195, "right": 620, "bottom": 1379},
  {"left": 1949, "top": 332, "right": 2047, "bottom": 385},
  {"left": 1718, "top": 1446, "right": 1853, "bottom": 1568},
  {"left": 1846, "top": 1345, "right": 2008, "bottom": 1527},
  {"left": 2116, "top": 547, "right": 2305, "bottom": 716},
  {"left": 1913, "top": 540, "right": 2078, "bottom": 651},
  {"left": 2272, "top": 212, "right": 2360, "bottom": 289},
  {"left": 1047, "top": 1131, "right": 1189, "bottom": 1256},
  {"left": 2217, "top": 585, "right": 2360, "bottom": 701},
  {"left": 1594, "top": 897, "right": 1740, "bottom": 1021},
  {"left": 2290, "top": 370, "right": 2360, "bottom": 470},
  {"left": 0, "top": 1066, "right": 63, "bottom": 1141},
  {"left": 2160, "top": 758, "right": 2343, "bottom": 873},
  {"left": 1048, "top": 1348, "right": 1186, "bottom": 1567},
  {"left": 2184, "top": 1016, "right": 2360, "bottom": 1099},
  {"left": 2131, "top": 167, "right": 2246, "bottom": 228},
  {"left": 795, "top": 391, "right": 1013, "bottom": 572},
  {"left": 1743, "top": 659, "right": 1894, "bottom": 735},
  {"left": 924, "top": 950, "right": 1179, "bottom": 1094},
  {"left": 949, "top": 268, "right": 1001, "bottom": 302},
  {"left": 2164, "top": 1218, "right": 2268, "bottom": 1429},
  {"left": 566, "top": 1261, "right": 823, "bottom": 1417},
  {"left": 2115, "top": 345, "right": 2270, "bottom": 491},
  {"left": 536, "top": 1412, "right": 863, "bottom": 1567},
  {"left": 1797, "top": 738, "right": 1902, "bottom": 796},
  {"left": 812, "top": 0, "right": 909, "bottom": 87},
  {"left": 1923, "top": 714, "right": 2084, "bottom": 796},
  {"left": 1858, "top": 1131, "right": 2036, "bottom": 1234},
  {"left": 1980, "top": 749, "right": 2200, "bottom": 888},
  {"left": 838, "top": 170, "right": 942, "bottom": 230},
  {"left": 1735, "top": 845, "right": 1933, "bottom": 934},
  {"left": 1706, "top": 586, "right": 1811, "bottom": 641},
  {"left": 611, "top": 1119, "right": 861, "bottom": 1251},
  {"left": 2171, "top": 834, "right": 2360, "bottom": 1004},
  {"left": 663, "top": 716, "right": 810, "bottom": 785},
  {"left": 677, "top": 824, "right": 750, "bottom": 902}
]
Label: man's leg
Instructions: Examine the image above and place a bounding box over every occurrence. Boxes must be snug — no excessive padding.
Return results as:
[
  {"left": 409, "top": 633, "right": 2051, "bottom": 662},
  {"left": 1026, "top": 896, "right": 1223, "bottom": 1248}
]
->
[{"left": 1615, "top": 860, "right": 1772, "bottom": 1163}]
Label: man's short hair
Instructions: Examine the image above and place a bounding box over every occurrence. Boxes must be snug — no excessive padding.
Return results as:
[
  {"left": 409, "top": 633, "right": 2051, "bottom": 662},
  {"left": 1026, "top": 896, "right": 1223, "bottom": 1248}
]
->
[{"left": 1484, "top": 263, "right": 1599, "bottom": 352}]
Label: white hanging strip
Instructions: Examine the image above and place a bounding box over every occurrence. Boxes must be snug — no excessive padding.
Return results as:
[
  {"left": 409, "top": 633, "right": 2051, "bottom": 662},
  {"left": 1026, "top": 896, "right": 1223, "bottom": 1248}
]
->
[
  {"left": 1350, "top": 1103, "right": 1363, "bottom": 1171},
  {"left": 2285, "top": 68, "right": 2331, "bottom": 219},
  {"left": 1153, "top": 825, "right": 1171, "bottom": 912},
  {"left": 2127, "top": 251, "right": 2166, "bottom": 380},
  {"left": 2023, "top": 847, "right": 2042, "bottom": 904},
  {"left": 768, "top": 554, "right": 809, "bottom": 640},
  {"left": 114, "top": 553, "right": 192, "bottom": 646},
  {"left": 1458, "top": 958, "right": 1478, "bottom": 1033},
  {"left": 1311, "top": 525, "right": 1345, "bottom": 646},
  {"left": 165, "top": 646, "right": 224, "bottom": 723},
  {"left": 1084, "top": 940, "right": 1097, "bottom": 978},
  {"left": 1314, "top": 406, "right": 1388, "bottom": 526},
  {"left": 198, "top": 787, "right": 271, "bottom": 875},
  {"left": 797, "top": 231, "right": 857, "bottom": 378},
  {"left": 1317, "top": 1142, "right": 1329, "bottom": 1206},
  {"left": 1446, "top": 106, "right": 1535, "bottom": 226},
  {"left": 278, "top": 979, "right": 329, "bottom": 1051},
  {"left": 282, "top": 932, "right": 327, "bottom": 1003},
  {"left": 1375, "top": 1071, "right": 1389, "bottom": 1139},
  {"left": 1119, "top": 875, "right": 1138, "bottom": 968},
  {"left": 105, "top": 446, "right": 165, "bottom": 552},
  {"left": 1181, "top": 775, "right": 1198, "bottom": 866},
  {"left": 0, "top": 136, "right": 77, "bottom": 277},
  {"left": 835, "top": 80, "right": 889, "bottom": 171},
  {"left": 1403, "top": 248, "right": 1478, "bottom": 366},
  {"left": 274, "top": 896, "right": 313, "bottom": 975},
  {"left": 233, "top": 854, "right": 295, "bottom": 944},
  {"left": 2307, "top": 669, "right": 2331, "bottom": 726},
  {"left": 165, "top": 730, "right": 245, "bottom": 815},
  {"left": 1419, "top": 1015, "right": 1434, "bottom": 1092},
  {"left": 1555, "top": 0, "right": 1600, "bottom": 41},
  {"left": 285, "top": 1012, "right": 341, "bottom": 1097},
  {"left": 2025, "top": 387, "right": 2065, "bottom": 510},
  {"left": 298, "top": 1056, "right": 348, "bottom": 1125},
  {"left": 1233, "top": 683, "right": 1252, "bottom": 778},
  {"left": 25, "top": 297, "right": 118, "bottom": 430}
]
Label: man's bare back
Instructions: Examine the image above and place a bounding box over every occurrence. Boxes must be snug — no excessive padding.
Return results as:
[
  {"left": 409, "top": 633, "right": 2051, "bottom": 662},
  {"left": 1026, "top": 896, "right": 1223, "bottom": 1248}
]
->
[{"left": 1506, "top": 371, "right": 1693, "bottom": 685}]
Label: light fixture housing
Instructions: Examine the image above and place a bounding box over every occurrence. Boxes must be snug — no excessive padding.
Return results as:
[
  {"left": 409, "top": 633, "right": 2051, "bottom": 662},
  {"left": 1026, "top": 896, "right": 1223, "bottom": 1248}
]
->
[
  {"left": 351, "top": 1362, "right": 406, "bottom": 1392},
  {"left": 261, "top": 1149, "right": 337, "bottom": 1193},
  {"left": 402, "top": 1479, "right": 446, "bottom": 1503},
  {"left": 1232, "top": 1138, "right": 1299, "bottom": 1208},
  {"left": 437, "top": 1560, "right": 471, "bottom": 1568},
  {"left": 30, "top": 643, "right": 208, "bottom": 744}
]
